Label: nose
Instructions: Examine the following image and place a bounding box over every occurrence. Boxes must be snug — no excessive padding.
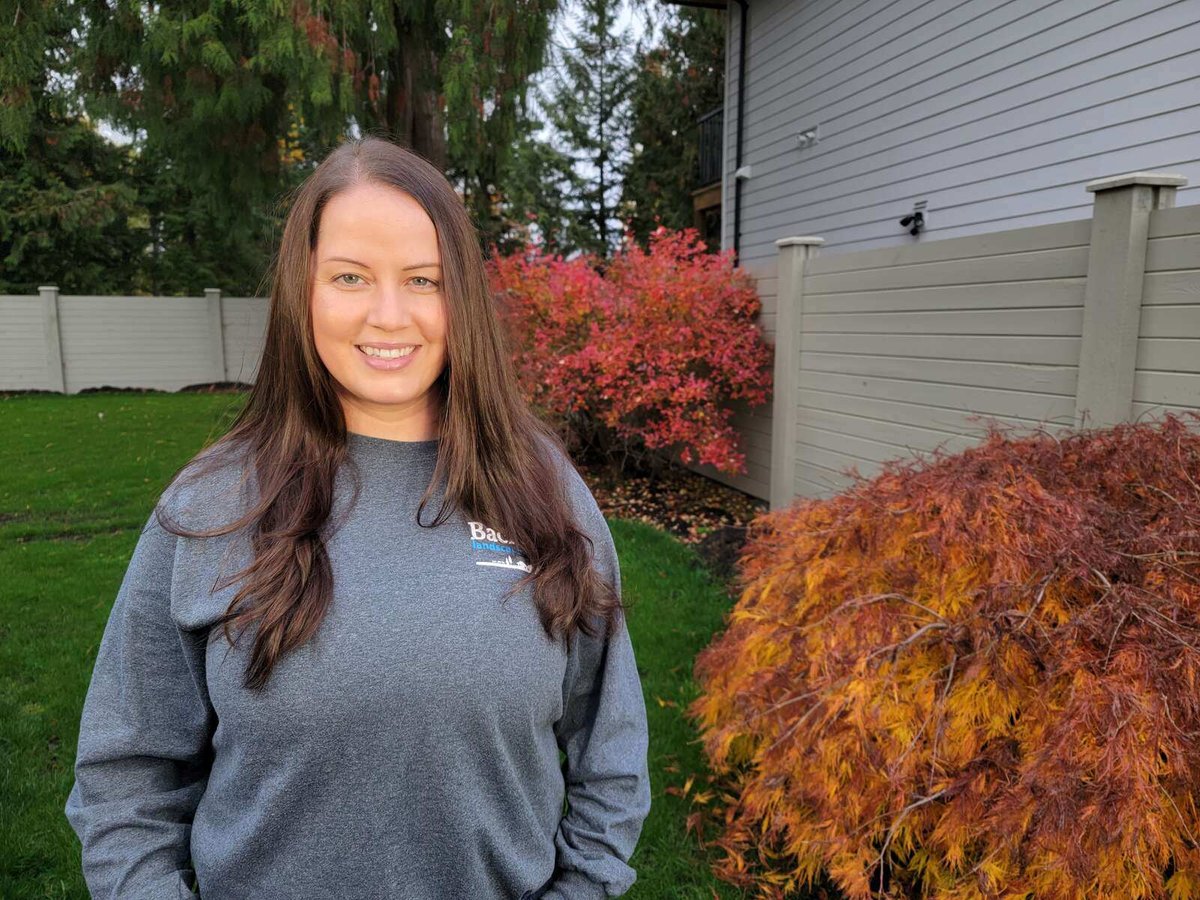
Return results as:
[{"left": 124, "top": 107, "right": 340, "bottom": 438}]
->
[{"left": 364, "top": 282, "right": 415, "bottom": 332}]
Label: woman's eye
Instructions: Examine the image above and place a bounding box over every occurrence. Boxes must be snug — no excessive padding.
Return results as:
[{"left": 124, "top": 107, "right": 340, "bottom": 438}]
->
[{"left": 332, "top": 274, "right": 437, "bottom": 288}]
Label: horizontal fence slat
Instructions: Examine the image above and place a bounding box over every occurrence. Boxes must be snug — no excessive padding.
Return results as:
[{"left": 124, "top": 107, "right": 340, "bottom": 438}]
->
[
  {"left": 797, "top": 389, "right": 1074, "bottom": 436},
  {"left": 1139, "top": 304, "right": 1200, "bottom": 338},
  {"left": 796, "top": 442, "right": 882, "bottom": 483},
  {"left": 803, "top": 218, "right": 1092, "bottom": 275},
  {"left": 1132, "top": 369, "right": 1200, "bottom": 408},
  {"left": 797, "top": 369, "right": 1078, "bottom": 422},
  {"left": 803, "top": 277, "right": 1086, "bottom": 314},
  {"left": 803, "top": 306, "right": 1083, "bottom": 336},
  {"left": 800, "top": 332, "right": 1080, "bottom": 366},
  {"left": 796, "top": 460, "right": 859, "bottom": 497},
  {"left": 1135, "top": 337, "right": 1200, "bottom": 373},
  {"left": 1147, "top": 203, "right": 1200, "bottom": 239},
  {"left": 799, "top": 351, "right": 1077, "bottom": 395},
  {"left": 805, "top": 246, "right": 1090, "bottom": 294},
  {"left": 797, "top": 405, "right": 979, "bottom": 451},
  {"left": 1130, "top": 402, "right": 1200, "bottom": 423},
  {"left": 1144, "top": 233, "right": 1200, "bottom": 273},
  {"left": 796, "top": 420, "right": 980, "bottom": 469},
  {"left": 1142, "top": 270, "right": 1200, "bottom": 305}
]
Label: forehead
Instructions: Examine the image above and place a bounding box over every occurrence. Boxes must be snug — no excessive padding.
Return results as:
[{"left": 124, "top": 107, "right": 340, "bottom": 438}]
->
[{"left": 315, "top": 182, "right": 440, "bottom": 261}]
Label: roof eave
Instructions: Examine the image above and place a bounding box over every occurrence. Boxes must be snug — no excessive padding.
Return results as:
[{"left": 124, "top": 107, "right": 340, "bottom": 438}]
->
[{"left": 657, "top": 0, "right": 729, "bottom": 8}]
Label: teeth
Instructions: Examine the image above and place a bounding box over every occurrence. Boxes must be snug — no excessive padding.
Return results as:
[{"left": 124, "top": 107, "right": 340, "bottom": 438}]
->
[{"left": 360, "top": 345, "right": 416, "bottom": 359}]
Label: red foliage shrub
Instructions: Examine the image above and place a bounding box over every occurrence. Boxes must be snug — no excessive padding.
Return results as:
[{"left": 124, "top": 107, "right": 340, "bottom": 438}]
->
[
  {"left": 687, "top": 413, "right": 1200, "bottom": 899},
  {"left": 489, "top": 227, "right": 773, "bottom": 475}
]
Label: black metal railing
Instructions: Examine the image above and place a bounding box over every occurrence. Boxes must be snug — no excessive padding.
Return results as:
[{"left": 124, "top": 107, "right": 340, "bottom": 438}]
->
[{"left": 696, "top": 105, "right": 723, "bottom": 188}]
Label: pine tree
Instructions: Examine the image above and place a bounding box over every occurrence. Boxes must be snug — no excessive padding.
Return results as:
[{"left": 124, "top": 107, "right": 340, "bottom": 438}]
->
[
  {"left": 0, "top": 0, "right": 146, "bottom": 293},
  {"left": 1, "top": 0, "right": 566, "bottom": 292},
  {"left": 72, "top": 0, "right": 563, "bottom": 254},
  {"left": 622, "top": 4, "right": 725, "bottom": 250},
  {"left": 490, "top": 106, "right": 578, "bottom": 256},
  {"left": 439, "top": 1, "right": 562, "bottom": 249},
  {"left": 534, "top": 0, "right": 639, "bottom": 259}
]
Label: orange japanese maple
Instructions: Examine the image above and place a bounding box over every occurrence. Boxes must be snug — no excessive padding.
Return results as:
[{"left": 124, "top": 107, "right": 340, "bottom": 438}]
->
[{"left": 689, "top": 414, "right": 1200, "bottom": 900}]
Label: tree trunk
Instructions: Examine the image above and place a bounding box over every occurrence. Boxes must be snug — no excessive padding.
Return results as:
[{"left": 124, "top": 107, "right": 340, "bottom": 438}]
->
[{"left": 386, "top": 4, "right": 446, "bottom": 169}]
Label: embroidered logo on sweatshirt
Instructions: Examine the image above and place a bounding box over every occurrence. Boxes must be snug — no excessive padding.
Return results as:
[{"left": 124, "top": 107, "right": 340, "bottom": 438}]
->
[{"left": 467, "top": 521, "right": 533, "bottom": 573}]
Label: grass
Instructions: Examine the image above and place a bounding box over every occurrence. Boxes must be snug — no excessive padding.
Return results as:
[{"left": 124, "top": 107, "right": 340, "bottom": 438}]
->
[{"left": 0, "top": 391, "right": 753, "bottom": 899}]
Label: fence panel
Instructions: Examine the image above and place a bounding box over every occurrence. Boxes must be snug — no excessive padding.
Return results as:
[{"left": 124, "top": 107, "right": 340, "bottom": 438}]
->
[{"left": 770, "top": 173, "right": 1199, "bottom": 508}]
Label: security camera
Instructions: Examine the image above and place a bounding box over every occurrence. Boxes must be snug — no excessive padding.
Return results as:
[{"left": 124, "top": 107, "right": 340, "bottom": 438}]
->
[{"left": 899, "top": 211, "right": 925, "bottom": 236}]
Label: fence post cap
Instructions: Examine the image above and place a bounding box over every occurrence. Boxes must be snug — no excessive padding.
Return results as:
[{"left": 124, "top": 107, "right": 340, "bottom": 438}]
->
[
  {"left": 37, "top": 285, "right": 59, "bottom": 291},
  {"left": 1086, "top": 172, "right": 1188, "bottom": 192},
  {"left": 775, "top": 236, "right": 825, "bottom": 247}
]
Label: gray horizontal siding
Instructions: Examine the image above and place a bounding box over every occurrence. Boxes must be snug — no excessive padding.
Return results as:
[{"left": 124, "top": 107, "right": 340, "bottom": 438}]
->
[
  {"left": 727, "top": 0, "right": 1200, "bottom": 261},
  {"left": 721, "top": 4, "right": 740, "bottom": 255}
]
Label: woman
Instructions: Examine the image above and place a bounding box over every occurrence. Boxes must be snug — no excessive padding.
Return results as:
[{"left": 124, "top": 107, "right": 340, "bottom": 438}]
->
[{"left": 64, "top": 136, "right": 652, "bottom": 899}]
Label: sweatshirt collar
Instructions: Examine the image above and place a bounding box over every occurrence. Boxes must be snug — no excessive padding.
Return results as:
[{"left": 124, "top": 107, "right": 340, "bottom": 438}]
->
[{"left": 345, "top": 431, "right": 441, "bottom": 462}]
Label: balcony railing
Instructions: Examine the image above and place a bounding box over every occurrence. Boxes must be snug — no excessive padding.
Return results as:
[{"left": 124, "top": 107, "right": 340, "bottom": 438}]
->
[{"left": 696, "top": 105, "right": 723, "bottom": 188}]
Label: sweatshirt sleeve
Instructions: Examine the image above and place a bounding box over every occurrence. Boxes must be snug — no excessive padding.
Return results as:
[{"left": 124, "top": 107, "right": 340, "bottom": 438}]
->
[
  {"left": 546, "top": 471, "right": 652, "bottom": 898},
  {"left": 64, "top": 501, "right": 215, "bottom": 900}
]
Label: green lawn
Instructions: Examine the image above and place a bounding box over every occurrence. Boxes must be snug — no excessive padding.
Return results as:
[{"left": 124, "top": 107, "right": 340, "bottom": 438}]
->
[{"left": 0, "top": 391, "right": 752, "bottom": 899}]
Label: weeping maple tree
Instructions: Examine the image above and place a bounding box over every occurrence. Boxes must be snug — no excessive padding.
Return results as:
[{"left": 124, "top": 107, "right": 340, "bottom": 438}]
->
[{"left": 688, "top": 413, "right": 1200, "bottom": 900}]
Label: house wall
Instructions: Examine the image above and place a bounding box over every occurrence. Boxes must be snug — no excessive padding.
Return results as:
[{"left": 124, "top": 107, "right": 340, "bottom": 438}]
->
[
  {"left": 724, "top": 0, "right": 1200, "bottom": 259},
  {"left": 687, "top": 2, "right": 778, "bottom": 500},
  {"left": 694, "top": 0, "right": 1200, "bottom": 503}
]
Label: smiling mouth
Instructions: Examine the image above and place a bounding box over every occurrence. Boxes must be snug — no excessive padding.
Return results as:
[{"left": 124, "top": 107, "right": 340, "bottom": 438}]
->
[{"left": 356, "top": 345, "right": 418, "bottom": 359}]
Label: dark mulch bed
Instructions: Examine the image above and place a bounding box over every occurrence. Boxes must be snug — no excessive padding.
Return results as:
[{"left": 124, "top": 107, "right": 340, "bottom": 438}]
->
[{"left": 575, "top": 457, "right": 768, "bottom": 591}]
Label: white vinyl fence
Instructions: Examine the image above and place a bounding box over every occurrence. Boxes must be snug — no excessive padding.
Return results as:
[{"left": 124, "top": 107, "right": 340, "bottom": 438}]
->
[
  {"left": 5, "top": 173, "right": 1198, "bottom": 510},
  {"left": 0, "top": 289, "right": 268, "bottom": 393}
]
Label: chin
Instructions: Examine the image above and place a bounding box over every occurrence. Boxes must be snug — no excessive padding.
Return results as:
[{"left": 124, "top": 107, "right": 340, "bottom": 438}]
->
[
  {"left": 355, "top": 387, "right": 425, "bottom": 405},
  {"left": 355, "top": 381, "right": 434, "bottom": 405}
]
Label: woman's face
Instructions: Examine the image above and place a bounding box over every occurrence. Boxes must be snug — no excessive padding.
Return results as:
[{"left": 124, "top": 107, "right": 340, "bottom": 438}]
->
[{"left": 310, "top": 182, "right": 448, "bottom": 440}]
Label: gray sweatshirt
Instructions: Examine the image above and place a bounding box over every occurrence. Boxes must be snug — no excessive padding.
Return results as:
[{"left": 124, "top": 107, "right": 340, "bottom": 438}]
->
[{"left": 65, "top": 432, "right": 651, "bottom": 899}]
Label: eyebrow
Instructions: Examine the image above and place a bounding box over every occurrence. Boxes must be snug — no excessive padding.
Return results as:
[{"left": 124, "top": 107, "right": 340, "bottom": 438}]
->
[{"left": 321, "top": 256, "right": 441, "bottom": 271}]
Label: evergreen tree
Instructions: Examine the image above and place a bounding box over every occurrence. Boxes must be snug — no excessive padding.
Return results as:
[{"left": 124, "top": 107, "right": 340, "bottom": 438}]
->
[
  {"left": 73, "top": 0, "right": 360, "bottom": 225},
  {"left": 490, "top": 107, "right": 579, "bottom": 256},
  {"left": 72, "top": 0, "right": 562, "bottom": 256},
  {"left": 534, "top": 0, "right": 639, "bottom": 259},
  {"left": 621, "top": 3, "right": 725, "bottom": 250},
  {"left": 1, "top": 0, "right": 566, "bottom": 293},
  {"left": 0, "top": 0, "right": 146, "bottom": 293},
  {"left": 0, "top": 117, "right": 148, "bottom": 294},
  {"left": 439, "top": 1, "right": 562, "bottom": 249}
]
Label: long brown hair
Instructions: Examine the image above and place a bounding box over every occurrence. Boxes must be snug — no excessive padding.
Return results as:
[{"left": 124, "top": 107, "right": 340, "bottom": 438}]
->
[{"left": 157, "top": 135, "right": 623, "bottom": 690}]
